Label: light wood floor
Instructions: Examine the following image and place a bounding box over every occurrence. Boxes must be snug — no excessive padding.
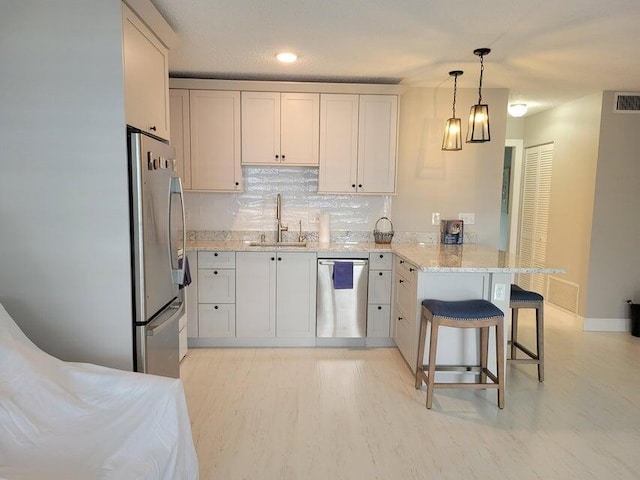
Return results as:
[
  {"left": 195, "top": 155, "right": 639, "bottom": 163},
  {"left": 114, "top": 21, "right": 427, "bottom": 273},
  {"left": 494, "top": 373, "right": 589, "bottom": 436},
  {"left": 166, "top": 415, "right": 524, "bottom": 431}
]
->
[{"left": 180, "top": 306, "right": 640, "bottom": 479}]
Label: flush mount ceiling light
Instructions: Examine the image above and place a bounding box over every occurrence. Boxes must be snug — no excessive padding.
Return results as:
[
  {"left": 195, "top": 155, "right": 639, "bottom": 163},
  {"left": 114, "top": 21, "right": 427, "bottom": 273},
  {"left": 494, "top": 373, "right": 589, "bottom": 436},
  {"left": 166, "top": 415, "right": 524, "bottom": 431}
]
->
[
  {"left": 442, "top": 70, "right": 464, "bottom": 151},
  {"left": 467, "top": 48, "right": 491, "bottom": 143},
  {"left": 508, "top": 103, "right": 528, "bottom": 117},
  {"left": 276, "top": 52, "right": 297, "bottom": 63}
]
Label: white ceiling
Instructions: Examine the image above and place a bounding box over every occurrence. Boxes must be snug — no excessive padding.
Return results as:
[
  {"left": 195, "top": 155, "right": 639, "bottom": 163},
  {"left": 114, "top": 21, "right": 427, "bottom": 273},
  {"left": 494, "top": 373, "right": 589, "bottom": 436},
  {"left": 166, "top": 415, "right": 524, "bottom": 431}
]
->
[{"left": 151, "top": 0, "right": 640, "bottom": 116}]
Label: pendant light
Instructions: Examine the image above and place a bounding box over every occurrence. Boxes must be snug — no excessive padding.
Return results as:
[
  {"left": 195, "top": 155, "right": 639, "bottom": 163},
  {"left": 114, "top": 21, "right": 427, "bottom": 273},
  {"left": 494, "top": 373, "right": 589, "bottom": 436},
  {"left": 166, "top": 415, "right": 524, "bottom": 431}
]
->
[
  {"left": 442, "top": 70, "right": 464, "bottom": 151},
  {"left": 467, "top": 48, "right": 491, "bottom": 143}
]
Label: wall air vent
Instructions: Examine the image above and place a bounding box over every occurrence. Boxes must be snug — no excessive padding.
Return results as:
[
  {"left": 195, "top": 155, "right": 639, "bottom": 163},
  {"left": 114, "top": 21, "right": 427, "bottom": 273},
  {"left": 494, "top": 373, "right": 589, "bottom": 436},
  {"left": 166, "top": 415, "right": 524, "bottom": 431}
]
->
[
  {"left": 614, "top": 92, "right": 640, "bottom": 113},
  {"left": 546, "top": 276, "right": 579, "bottom": 315}
]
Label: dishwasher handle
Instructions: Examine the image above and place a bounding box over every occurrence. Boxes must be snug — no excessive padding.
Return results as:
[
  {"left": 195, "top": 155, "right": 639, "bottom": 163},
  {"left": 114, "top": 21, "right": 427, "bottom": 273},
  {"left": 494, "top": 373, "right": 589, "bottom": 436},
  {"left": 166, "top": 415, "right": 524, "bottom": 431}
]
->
[{"left": 318, "top": 260, "right": 368, "bottom": 266}]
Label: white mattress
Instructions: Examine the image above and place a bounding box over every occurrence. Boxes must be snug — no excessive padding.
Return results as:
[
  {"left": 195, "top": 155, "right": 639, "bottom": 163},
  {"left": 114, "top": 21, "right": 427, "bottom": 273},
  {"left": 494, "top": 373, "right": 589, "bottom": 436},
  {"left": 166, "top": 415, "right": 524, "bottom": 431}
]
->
[{"left": 0, "top": 304, "right": 199, "bottom": 480}]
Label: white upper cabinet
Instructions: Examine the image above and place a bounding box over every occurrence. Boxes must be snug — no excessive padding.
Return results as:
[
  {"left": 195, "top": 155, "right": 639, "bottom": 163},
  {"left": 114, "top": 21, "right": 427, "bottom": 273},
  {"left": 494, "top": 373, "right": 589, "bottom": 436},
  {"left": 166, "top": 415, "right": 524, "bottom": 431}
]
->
[
  {"left": 318, "top": 94, "right": 398, "bottom": 194},
  {"left": 169, "top": 89, "right": 191, "bottom": 189},
  {"left": 357, "top": 95, "right": 398, "bottom": 193},
  {"left": 241, "top": 92, "right": 320, "bottom": 166},
  {"left": 189, "top": 90, "right": 242, "bottom": 192},
  {"left": 318, "top": 94, "right": 359, "bottom": 192},
  {"left": 122, "top": 4, "right": 170, "bottom": 140}
]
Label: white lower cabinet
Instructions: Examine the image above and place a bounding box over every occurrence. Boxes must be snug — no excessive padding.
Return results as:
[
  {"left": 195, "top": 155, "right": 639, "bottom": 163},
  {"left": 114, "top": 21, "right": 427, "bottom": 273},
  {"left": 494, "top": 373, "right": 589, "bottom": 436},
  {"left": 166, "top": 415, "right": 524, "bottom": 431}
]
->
[
  {"left": 236, "top": 251, "right": 317, "bottom": 338},
  {"left": 197, "top": 251, "right": 236, "bottom": 338},
  {"left": 392, "top": 256, "right": 418, "bottom": 366},
  {"left": 276, "top": 252, "right": 317, "bottom": 337},
  {"left": 198, "top": 304, "right": 235, "bottom": 338},
  {"left": 235, "top": 251, "right": 276, "bottom": 337},
  {"left": 367, "top": 252, "right": 393, "bottom": 340}
]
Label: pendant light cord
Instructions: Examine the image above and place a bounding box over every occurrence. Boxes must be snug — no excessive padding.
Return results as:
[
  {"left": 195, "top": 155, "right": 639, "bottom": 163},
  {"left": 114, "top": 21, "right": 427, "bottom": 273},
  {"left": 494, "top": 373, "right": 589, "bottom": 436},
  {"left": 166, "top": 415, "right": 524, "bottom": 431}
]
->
[
  {"left": 477, "top": 53, "right": 484, "bottom": 104},
  {"left": 452, "top": 74, "right": 458, "bottom": 117}
]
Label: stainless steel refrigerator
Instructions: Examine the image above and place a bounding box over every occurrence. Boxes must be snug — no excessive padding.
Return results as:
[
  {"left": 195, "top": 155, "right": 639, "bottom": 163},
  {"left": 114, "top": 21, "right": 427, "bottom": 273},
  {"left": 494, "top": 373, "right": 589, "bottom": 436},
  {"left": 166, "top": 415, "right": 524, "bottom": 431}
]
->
[{"left": 128, "top": 127, "right": 186, "bottom": 378}]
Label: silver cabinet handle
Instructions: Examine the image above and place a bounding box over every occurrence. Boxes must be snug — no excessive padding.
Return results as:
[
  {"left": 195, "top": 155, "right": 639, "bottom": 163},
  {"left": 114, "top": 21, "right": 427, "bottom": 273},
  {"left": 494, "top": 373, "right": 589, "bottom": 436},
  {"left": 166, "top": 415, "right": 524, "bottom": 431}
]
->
[{"left": 318, "top": 260, "right": 368, "bottom": 266}]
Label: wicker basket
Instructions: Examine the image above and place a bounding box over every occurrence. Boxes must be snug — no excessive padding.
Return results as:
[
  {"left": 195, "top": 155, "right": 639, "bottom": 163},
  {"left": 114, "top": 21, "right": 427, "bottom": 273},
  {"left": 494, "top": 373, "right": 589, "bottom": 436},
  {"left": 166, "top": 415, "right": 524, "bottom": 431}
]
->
[{"left": 373, "top": 216, "right": 394, "bottom": 244}]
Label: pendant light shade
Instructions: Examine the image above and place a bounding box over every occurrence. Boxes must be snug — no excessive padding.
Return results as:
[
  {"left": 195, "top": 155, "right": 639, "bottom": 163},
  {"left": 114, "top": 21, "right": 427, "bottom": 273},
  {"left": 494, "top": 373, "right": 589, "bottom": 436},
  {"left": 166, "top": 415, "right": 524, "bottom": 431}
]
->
[
  {"left": 467, "top": 48, "right": 491, "bottom": 143},
  {"left": 442, "top": 70, "right": 463, "bottom": 151}
]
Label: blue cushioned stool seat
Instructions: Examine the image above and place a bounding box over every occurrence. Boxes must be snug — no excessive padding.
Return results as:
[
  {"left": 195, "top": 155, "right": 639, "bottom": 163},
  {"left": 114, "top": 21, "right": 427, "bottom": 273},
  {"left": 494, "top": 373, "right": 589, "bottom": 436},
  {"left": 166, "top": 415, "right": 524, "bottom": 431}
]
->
[
  {"left": 422, "top": 299, "right": 504, "bottom": 320},
  {"left": 415, "top": 298, "right": 505, "bottom": 409},
  {"left": 509, "top": 284, "right": 545, "bottom": 382},
  {"left": 510, "top": 284, "right": 543, "bottom": 303}
]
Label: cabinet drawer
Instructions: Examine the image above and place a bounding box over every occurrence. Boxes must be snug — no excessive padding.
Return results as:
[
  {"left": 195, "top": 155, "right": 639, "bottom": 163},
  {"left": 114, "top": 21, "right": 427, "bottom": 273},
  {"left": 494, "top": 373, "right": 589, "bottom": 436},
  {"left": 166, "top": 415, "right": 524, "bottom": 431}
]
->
[
  {"left": 198, "top": 269, "right": 236, "bottom": 303},
  {"left": 395, "top": 256, "right": 417, "bottom": 282},
  {"left": 367, "top": 304, "right": 390, "bottom": 338},
  {"left": 369, "top": 252, "right": 393, "bottom": 270},
  {"left": 198, "top": 304, "right": 236, "bottom": 338},
  {"left": 368, "top": 270, "right": 392, "bottom": 304},
  {"left": 198, "top": 251, "right": 235, "bottom": 269}
]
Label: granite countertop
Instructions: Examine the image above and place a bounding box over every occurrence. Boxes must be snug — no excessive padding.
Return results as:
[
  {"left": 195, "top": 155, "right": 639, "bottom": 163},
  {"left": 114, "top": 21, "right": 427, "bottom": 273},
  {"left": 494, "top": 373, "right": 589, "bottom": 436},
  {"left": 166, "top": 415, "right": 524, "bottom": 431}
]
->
[{"left": 187, "top": 240, "right": 565, "bottom": 274}]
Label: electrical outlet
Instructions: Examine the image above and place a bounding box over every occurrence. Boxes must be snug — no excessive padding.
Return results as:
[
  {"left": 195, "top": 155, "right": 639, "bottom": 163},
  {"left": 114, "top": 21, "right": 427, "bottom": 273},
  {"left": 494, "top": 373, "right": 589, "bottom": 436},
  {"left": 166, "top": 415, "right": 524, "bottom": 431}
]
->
[
  {"left": 432, "top": 212, "right": 440, "bottom": 225},
  {"left": 308, "top": 210, "right": 320, "bottom": 224},
  {"left": 458, "top": 213, "right": 475, "bottom": 225},
  {"left": 494, "top": 283, "right": 506, "bottom": 301}
]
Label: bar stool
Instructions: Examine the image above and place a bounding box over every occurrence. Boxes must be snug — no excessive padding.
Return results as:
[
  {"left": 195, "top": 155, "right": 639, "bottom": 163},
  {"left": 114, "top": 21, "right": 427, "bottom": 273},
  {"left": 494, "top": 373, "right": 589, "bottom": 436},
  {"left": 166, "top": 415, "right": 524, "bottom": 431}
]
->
[
  {"left": 415, "top": 299, "right": 505, "bottom": 409},
  {"left": 509, "top": 284, "right": 544, "bottom": 382}
]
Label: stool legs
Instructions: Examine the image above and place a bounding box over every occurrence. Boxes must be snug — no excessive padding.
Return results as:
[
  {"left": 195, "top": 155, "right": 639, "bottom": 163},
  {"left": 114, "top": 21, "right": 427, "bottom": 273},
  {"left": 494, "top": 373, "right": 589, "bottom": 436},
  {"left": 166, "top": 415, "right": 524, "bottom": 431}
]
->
[
  {"left": 510, "top": 308, "right": 519, "bottom": 360},
  {"left": 415, "top": 316, "right": 427, "bottom": 390},
  {"left": 508, "top": 301, "right": 544, "bottom": 382},
  {"left": 480, "top": 326, "right": 488, "bottom": 384},
  {"left": 415, "top": 306, "right": 505, "bottom": 410},
  {"left": 496, "top": 320, "right": 505, "bottom": 409},
  {"left": 536, "top": 303, "right": 544, "bottom": 382},
  {"left": 426, "top": 321, "right": 439, "bottom": 409}
]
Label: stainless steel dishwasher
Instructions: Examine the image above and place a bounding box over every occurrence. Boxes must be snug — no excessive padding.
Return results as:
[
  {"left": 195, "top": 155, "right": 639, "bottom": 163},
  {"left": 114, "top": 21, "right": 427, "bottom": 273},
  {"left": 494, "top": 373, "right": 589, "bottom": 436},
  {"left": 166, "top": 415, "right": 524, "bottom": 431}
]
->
[{"left": 316, "top": 258, "right": 369, "bottom": 337}]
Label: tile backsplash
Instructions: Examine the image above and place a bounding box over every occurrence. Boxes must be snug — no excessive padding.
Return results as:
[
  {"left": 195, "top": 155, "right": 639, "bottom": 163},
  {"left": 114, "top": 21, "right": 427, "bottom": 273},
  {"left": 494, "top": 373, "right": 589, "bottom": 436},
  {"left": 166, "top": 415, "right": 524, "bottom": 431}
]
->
[
  {"left": 184, "top": 166, "right": 476, "bottom": 243},
  {"left": 185, "top": 166, "right": 391, "bottom": 235}
]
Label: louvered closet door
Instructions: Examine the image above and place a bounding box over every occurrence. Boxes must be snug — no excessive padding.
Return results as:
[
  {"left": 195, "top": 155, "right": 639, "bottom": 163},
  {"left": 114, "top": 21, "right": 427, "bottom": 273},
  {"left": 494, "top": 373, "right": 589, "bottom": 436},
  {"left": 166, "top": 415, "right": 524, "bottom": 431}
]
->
[{"left": 517, "top": 144, "right": 553, "bottom": 295}]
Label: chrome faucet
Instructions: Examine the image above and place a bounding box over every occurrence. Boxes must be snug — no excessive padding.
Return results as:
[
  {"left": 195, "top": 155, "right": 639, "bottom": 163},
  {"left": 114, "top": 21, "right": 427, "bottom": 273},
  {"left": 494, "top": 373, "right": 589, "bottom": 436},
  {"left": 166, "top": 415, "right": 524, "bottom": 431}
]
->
[{"left": 276, "top": 193, "right": 288, "bottom": 242}]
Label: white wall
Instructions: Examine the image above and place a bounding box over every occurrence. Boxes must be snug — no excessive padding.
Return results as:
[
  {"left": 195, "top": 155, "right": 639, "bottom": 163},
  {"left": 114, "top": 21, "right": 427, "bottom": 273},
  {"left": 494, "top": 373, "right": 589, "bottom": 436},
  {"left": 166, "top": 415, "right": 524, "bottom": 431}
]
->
[
  {"left": 0, "top": 1, "right": 134, "bottom": 369},
  {"left": 584, "top": 91, "right": 640, "bottom": 321},
  {"left": 392, "top": 87, "right": 509, "bottom": 247},
  {"left": 523, "top": 93, "right": 602, "bottom": 317}
]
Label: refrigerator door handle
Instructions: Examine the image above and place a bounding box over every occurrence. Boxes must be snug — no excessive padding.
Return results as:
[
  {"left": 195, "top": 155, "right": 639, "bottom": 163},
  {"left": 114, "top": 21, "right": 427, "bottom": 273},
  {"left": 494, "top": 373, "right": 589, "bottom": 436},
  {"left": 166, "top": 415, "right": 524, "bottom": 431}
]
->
[
  {"left": 169, "top": 175, "right": 187, "bottom": 285},
  {"left": 146, "top": 301, "right": 184, "bottom": 337}
]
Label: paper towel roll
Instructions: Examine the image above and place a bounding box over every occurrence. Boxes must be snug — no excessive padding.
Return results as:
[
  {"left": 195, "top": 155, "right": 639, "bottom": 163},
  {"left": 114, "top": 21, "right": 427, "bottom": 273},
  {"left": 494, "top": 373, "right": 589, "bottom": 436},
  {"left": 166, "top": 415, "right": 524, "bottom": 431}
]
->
[{"left": 319, "top": 213, "right": 330, "bottom": 243}]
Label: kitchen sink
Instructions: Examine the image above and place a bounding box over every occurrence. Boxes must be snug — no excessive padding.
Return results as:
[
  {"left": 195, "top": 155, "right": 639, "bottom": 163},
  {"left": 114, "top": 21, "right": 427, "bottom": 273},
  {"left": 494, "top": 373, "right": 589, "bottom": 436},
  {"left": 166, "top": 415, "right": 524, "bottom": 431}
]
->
[{"left": 248, "top": 241, "right": 307, "bottom": 247}]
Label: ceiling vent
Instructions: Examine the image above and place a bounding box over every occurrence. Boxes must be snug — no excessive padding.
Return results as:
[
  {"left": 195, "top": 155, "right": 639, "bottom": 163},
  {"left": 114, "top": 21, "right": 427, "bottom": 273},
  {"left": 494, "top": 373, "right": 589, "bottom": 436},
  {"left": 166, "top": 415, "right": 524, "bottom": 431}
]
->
[{"left": 614, "top": 92, "right": 640, "bottom": 113}]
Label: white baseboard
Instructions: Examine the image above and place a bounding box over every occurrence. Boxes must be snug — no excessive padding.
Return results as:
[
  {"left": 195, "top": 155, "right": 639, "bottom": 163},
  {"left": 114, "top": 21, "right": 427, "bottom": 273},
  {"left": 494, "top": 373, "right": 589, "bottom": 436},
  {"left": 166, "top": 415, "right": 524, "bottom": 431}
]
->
[{"left": 583, "top": 317, "right": 630, "bottom": 332}]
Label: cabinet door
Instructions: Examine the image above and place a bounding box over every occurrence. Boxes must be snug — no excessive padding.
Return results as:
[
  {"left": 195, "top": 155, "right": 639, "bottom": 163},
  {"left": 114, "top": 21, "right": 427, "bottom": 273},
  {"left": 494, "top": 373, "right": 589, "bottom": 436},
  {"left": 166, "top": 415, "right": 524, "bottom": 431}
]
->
[
  {"left": 198, "top": 304, "right": 235, "bottom": 338},
  {"left": 318, "top": 94, "right": 359, "bottom": 193},
  {"left": 368, "top": 270, "right": 392, "bottom": 304},
  {"left": 236, "top": 252, "right": 277, "bottom": 337},
  {"left": 276, "top": 252, "right": 317, "bottom": 338},
  {"left": 190, "top": 90, "right": 242, "bottom": 191},
  {"left": 169, "top": 89, "right": 191, "bottom": 189},
  {"left": 367, "top": 304, "right": 391, "bottom": 338},
  {"left": 241, "top": 92, "right": 280, "bottom": 164},
  {"left": 280, "top": 93, "right": 319, "bottom": 165},
  {"left": 357, "top": 95, "right": 398, "bottom": 193},
  {"left": 393, "top": 307, "right": 413, "bottom": 367},
  {"left": 122, "top": 4, "right": 169, "bottom": 139},
  {"left": 198, "top": 269, "right": 236, "bottom": 304}
]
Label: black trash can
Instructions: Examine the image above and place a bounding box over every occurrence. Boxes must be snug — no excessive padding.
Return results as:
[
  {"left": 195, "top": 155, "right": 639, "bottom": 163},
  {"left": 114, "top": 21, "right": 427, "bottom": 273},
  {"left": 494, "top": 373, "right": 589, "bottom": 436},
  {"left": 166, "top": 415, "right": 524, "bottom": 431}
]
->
[{"left": 630, "top": 301, "right": 640, "bottom": 338}]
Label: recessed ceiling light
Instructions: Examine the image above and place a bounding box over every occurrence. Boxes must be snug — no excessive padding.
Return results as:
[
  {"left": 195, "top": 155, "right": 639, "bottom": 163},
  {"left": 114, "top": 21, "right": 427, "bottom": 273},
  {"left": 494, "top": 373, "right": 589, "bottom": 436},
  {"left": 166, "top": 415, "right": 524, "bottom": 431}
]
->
[
  {"left": 276, "top": 52, "right": 297, "bottom": 63},
  {"left": 508, "top": 104, "right": 528, "bottom": 117}
]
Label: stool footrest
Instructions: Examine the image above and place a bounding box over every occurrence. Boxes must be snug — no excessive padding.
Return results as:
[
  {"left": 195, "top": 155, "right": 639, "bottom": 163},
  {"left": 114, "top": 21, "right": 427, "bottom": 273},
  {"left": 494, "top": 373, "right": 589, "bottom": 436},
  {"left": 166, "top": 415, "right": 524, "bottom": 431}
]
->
[
  {"left": 508, "top": 340, "right": 540, "bottom": 361},
  {"left": 417, "top": 366, "right": 500, "bottom": 386}
]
